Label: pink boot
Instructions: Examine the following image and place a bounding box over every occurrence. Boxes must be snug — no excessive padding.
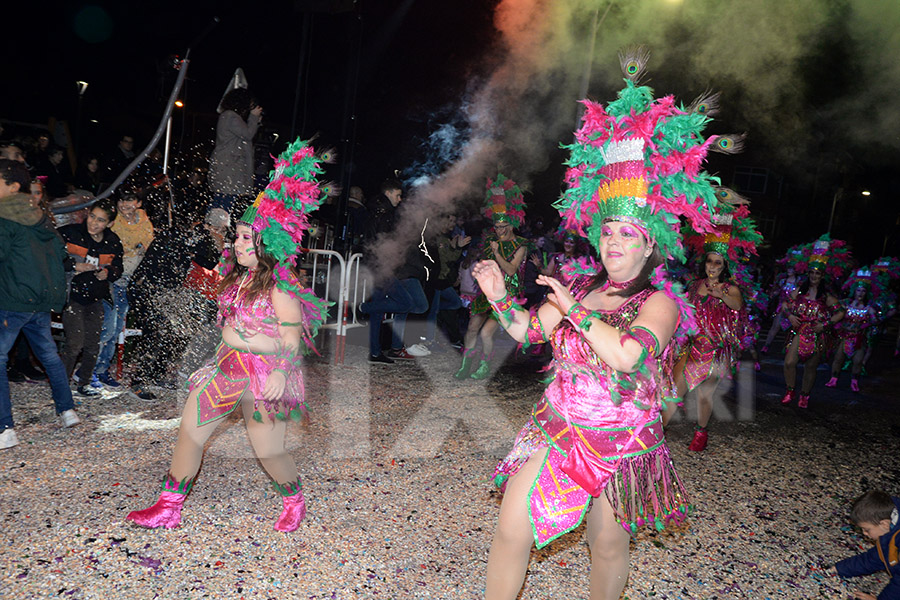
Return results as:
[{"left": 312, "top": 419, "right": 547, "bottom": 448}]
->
[
  {"left": 825, "top": 376, "right": 838, "bottom": 388},
  {"left": 687, "top": 428, "right": 708, "bottom": 452},
  {"left": 797, "top": 394, "right": 810, "bottom": 409},
  {"left": 126, "top": 473, "right": 194, "bottom": 529},
  {"left": 780, "top": 388, "right": 795, "bottom": 405},
  {"left": 273, "top": 478, "right": 307, "bottom": 532},
  {"left": 850, "top": 378, "right": 860, "bottom": 393}
]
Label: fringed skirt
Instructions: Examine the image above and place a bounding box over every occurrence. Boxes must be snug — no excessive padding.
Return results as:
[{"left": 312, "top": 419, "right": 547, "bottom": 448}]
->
[
  {"left": 493, "top": 400, "right": 691, "bottom": 549},
  {"left": 188, "top": 341, "right": 307, "bottom": 426}
]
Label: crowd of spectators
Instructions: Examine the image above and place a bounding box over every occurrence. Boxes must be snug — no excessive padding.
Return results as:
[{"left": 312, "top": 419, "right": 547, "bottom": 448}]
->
[{"left": 0, "top": 110, "right": 573, "bottom": 451}]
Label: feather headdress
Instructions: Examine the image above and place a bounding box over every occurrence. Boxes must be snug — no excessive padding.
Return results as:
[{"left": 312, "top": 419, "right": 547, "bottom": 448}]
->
[
  {"left": 555, "top": 47, "right": 743, "bottom": 263},
  {"left": 483, "top": 172, "right": 526, "bottom": 229},
  {"left": 230, "top": 138, "right": 337, "bottom": 349}
]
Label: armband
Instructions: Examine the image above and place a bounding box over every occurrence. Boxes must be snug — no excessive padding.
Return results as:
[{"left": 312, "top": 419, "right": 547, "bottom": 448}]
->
[
  {"left": 620, "top": 325, "right": 660, "bottom": 357},
  {"left": 566, "top": 303, "right": 594, "bottom": 331},
  {"left": 525, "top": 309, "right": 548, "bottom": 346},
  {"left": 489, "top": 293, "right": 522, "bottom": 327}
]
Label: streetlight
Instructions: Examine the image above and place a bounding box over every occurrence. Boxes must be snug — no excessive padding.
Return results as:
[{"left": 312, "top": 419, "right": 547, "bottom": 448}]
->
[
  {"left": 828, "top": 188, "right": 871, "bottom": 234},
  {"left": 75, "top": 81, "right": 89, "bottom": 157}
]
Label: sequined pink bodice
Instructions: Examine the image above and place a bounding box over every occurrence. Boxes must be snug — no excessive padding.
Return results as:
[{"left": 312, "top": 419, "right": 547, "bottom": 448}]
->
[
  {"left": 688, "top": 280, "right": 740, "bottom": 347},
  {"left": 544, "top": 286, "right": 664, "bottom": 428},
  {"left": 791, "top": 294, "right": 829, "bottom": 326},
  {"left": 218, "top": 282, "right": 280, "bottom": 339}
]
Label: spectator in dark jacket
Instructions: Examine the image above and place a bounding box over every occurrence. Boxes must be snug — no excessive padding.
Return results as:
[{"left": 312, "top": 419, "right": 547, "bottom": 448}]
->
[
  {"left": 359, "top": 179, "right": 429, "bottom": 363},
  {"left": 0, "top": 159, "right": 80, "bottom": 449},
  {"left": 831, "top": 490, "right": 900, "bottom": 600},
  {"left": 59, "top": 201, "right": 123, "bottom": 396}
]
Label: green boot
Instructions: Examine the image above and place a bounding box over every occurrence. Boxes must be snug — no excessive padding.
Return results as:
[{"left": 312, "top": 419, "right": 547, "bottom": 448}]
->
[
  {"left": 454, "top": 348, "right": 480, "bottom": 379},
  {"left": 470, "top": 359, "right": 491, "bottom": 380}
]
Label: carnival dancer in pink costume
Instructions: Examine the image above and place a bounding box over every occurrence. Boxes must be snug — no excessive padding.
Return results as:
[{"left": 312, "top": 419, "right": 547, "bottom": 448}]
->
[
  {"left": 826, "top": 268, "right": 882, "bottom": 393},
  {"left": 126, "top": 140, "right": 332, "bottom": 532},
  {"left": 780, "top": 235, "right": 850, "bottom": 408},
  {"left": 476, "top": 48, "right": 741, "bottom": 600},
  {"left": 666, "top": 200, "right": 762, "bottom": 451},
  {"left": 455, "top": 173, "right": 529, "bottom": 381},
  {"left": 761, "top": 247, "right": 802, "bottom": 354}
]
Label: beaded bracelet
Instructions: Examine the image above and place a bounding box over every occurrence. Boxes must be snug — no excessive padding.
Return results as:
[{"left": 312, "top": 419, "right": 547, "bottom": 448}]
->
[{"left": 566, "top": 303, "right": 594, "bottom": 331}]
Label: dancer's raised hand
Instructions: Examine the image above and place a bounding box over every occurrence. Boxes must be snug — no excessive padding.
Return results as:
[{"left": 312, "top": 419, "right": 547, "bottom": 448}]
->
[{"left": 472, "top": 260, "right": 507, "bottom": 301}]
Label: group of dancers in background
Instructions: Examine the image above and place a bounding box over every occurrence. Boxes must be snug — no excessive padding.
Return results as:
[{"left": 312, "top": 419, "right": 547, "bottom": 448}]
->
[{"left": 119, "top": 48, "right": 898, "bottom": 600}]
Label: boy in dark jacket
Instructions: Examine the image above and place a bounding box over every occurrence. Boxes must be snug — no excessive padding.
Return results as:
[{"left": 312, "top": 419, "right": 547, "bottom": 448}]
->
[
  {"left": 59, "top": 201, "right": 123, "bottom": 396},
  {"left": 0, "top": 159, "right": 81, "bottom": 449},
  {"left": 831, "top": 490, "right": 900, "bottom": 599}
]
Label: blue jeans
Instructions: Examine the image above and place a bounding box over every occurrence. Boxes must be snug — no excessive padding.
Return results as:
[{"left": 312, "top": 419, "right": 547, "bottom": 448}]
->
[
  {"left": 95, "top": 284, "right": 129, "bottom": 377},
  {"left": 425, "top": 287, "right": 463, "bottom": 342},
  {"left": 0, "top": 310, "right": 75, "bottom": 432},
  {"left": 363, "top": 278, "right": 429, "bottom": 356}
]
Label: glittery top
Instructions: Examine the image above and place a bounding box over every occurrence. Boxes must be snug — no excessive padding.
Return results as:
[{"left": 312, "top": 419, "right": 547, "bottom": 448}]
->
[
  {"left": 790, "top": 293, "right": 829, "bottom": 324},
  {"left": 544, "top": 280, "right": 673, "bottom": 427},
  {"left": 688, "top": 279, "right": 741, "bottom": 348},
  {"left": 836, "top": 303, "right": 874, "bottom": 337},
  {"left": 218, "top": 279, "right": 281, "bottom": 339}
]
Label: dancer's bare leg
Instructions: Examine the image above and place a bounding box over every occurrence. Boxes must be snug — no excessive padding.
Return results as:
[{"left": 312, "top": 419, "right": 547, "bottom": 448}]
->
[
  {"left": 241, "top": 396, "right": 298, "bottom": 485},
  {"left": 830, "top": 346, "right": 846, "bottom": 378},
  {"left": 464, "top": 313, "right": 488, "bottom": 350},
  {"left": 480, "top": 318, "right": 500, "bottom": 358},
  {"left": 800, "top": 351, "right": 821, "bottom": 395},
  {"left": 485, "top": 451, "right": 546, "bottom": 599},
  {"left": 169, "top": 387, "right": 224, "bottom": 481},
  {"left": 585, "top": 494, "right": 631, "bottom": 600},
  {"left": 783, "top": 336, "right": 800, "bottom": 389},
  {"left": 695, "top": 375, "right": 719, "bottom": 429}
]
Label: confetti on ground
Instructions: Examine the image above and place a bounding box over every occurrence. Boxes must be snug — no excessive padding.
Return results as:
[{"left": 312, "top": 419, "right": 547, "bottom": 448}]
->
[{"left": 2, "top": 338, "right": 898, "bottom": 599}]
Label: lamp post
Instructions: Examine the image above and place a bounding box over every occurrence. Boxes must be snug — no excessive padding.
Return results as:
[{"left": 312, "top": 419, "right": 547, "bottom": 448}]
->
[{"left": 75, "top": 81, "right": 89, "bottom": 157}]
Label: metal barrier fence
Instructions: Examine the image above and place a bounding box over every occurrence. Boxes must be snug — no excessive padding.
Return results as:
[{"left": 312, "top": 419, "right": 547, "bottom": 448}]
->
[{"left": 306, "top": 249, "right": 383, "bottom": 365}]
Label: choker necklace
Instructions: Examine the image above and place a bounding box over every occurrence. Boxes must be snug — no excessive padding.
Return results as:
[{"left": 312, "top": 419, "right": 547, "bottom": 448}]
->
[{"left": 601, "top": 277, "right": 636, "bottom": 291}]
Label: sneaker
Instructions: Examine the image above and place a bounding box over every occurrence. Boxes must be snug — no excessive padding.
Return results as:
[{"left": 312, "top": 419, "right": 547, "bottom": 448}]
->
[
  {"left": 76, "top": 385, "right": 101, "bottom": 397},
  {"left": 132, "top": 386, "right": 157, "bottom": 401},
  {"left": 0, "top": 428, "right": 19, "bottom": 449},
  {"left": 155, "top": 379, "right": 179, "bottom": 390},
  {"left": 6, "top": 368, "right": 25, "bottom": 383},
  {"left": 385, "top": 348, "right": 415, "bottom": 360},
  {"left": 825, "top": 376, "right": 838, "bottom": 388},
  {"left": 97, "top": 373, "right": 121, "bottom": 388},
  {"left": 368, "top": 353, "right": 395, "bottom": 365},
  {"left": 406, "top": 343, "right": 432, "bottom": 357},
  {"left": 60, "top": 409, "right": 81, "bottom": 428},
  {"left": 688, "top": 429, "right": 708, "bottom": 452},
  {"left": 89, "top": 374, "right": 103, "bottom": 389}
]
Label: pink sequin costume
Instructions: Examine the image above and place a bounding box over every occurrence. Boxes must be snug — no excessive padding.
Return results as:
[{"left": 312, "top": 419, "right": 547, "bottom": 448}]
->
[
  {"left": 834, "top": 302, "right": 876, "bottom": 356},
  {"left": 785, "top": 293, "right": 831, "bottom": 361},
  {"left": 493, "top": 279, "right": 690, "bottom": 548},
  {"left": 188, "top": 277, "right": 320, "bottom": 426},
  {"left": 771, "top": 276, "right": 799, "bottom": 329},
  {"left": 681, "top": 279, "right": 742, "bottom": 391}
]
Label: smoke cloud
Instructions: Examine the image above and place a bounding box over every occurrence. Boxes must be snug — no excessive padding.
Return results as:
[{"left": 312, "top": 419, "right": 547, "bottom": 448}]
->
[{"left": 367, "top": 0, "right": 899, "bottom": 283}]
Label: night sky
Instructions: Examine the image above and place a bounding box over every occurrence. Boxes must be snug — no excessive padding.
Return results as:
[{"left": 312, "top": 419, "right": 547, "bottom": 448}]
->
[{"left": 3, "top": 0, "right": 900, "bottom": 262}]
